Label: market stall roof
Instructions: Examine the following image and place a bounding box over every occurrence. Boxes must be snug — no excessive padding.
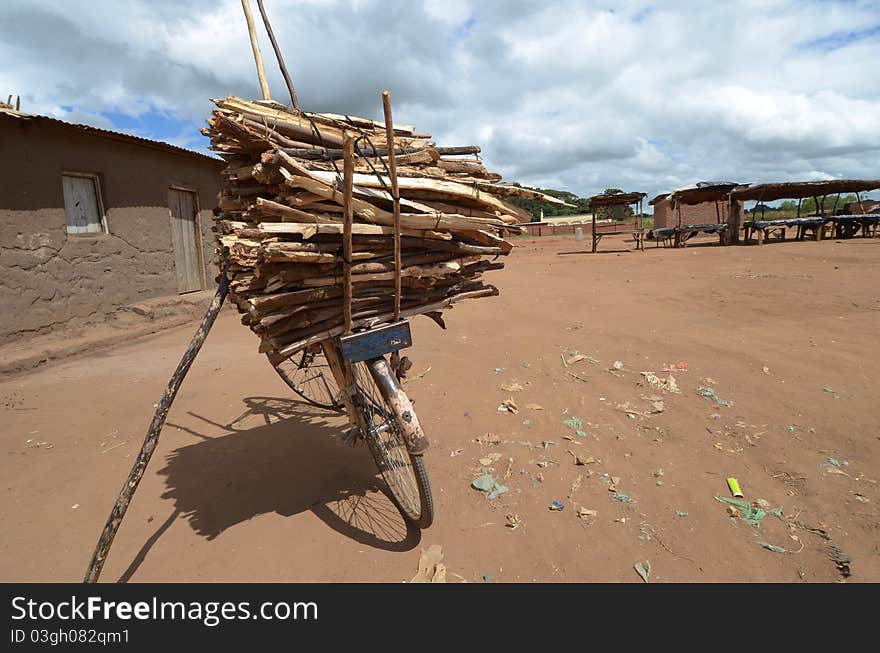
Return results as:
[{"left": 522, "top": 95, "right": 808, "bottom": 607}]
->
[
  {"left": 730, "top": 179, "right": 880, "bottom": 202},
  {"left": 589, "top": 191, "right": 646, "bottom": 207},
  {"left": 668, "top": 181, "right": 744, "bottom": 205},
  {"left": 648, "top": 192, "right": 669, "bottom": 206}
]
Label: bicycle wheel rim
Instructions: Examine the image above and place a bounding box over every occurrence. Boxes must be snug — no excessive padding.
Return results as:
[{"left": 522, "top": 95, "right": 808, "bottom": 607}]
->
[
  {"left": 353, "top": 362, "right": 424, "bottom": 522},
  {"left": 271, "top": 350, "right": 342, "bottom": 410}
]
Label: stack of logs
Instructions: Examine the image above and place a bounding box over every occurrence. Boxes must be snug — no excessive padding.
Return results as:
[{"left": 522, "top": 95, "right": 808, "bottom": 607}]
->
[{"left": 205, "top": 96, "right": 570, "bottom": 356}]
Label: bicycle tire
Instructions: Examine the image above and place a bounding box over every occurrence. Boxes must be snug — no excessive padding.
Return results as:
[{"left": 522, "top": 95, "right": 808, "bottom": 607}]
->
[
  {"left": 353, "top": 358, "right": 433, "bottom": 529},
  {"left": 267, "top": 349, "right": 343, "bottom": 411}
]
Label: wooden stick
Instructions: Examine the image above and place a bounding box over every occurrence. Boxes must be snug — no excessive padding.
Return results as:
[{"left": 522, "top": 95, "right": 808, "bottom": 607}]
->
[
  {"left": 240, "top": 0, "right": 271, "bottom": 100},
  {"left": 382, "top": 90, "right": 402, "bottom": 321},
  {"left": 256, "top": 0, "right": 299, "bottom": 110},
  {"left": 343, "top": 133, "right": 354, "bottom": 334},
  {"left": 84, "top": 267, "right": 231, "bottom": 583}
]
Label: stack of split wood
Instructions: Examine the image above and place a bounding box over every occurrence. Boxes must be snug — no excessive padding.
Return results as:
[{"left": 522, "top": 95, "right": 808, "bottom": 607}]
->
[{"left": 205, "top": 96, "right": 569, "bottom": 356}]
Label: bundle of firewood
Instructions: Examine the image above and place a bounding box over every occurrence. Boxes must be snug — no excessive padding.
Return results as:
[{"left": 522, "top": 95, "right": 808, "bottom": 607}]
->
[{"left": 204, "top": 96, "right": 568, "bottom": 356}]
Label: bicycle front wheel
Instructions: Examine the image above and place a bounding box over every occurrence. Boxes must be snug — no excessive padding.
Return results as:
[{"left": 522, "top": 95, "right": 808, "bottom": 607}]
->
[{"left": 353, "top": 358, "right": 433, "bottom": 529}]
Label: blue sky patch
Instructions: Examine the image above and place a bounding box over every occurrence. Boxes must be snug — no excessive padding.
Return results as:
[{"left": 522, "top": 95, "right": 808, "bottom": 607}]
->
[{"left": 799, "top": 23, "right": 880, "bottom": 51}]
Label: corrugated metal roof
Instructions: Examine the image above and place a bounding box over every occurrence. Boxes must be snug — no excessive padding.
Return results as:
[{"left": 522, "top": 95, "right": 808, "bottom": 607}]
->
[{"left": 0, "top": 107, "right": 222, "bottom": 164}]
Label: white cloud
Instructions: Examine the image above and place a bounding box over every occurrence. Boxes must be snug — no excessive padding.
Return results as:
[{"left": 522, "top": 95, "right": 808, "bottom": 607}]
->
[{"left": 1, "top": 0, "right": 878, "bottom": 200}]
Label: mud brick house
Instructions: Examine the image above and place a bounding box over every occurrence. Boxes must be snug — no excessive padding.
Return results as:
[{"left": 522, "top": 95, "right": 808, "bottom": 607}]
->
[
  {"left": 0, "top": 108, "right": 224, "bottom": 342},
  {"left": 650, "top": 191, "right": 729, "bottom": 228}
]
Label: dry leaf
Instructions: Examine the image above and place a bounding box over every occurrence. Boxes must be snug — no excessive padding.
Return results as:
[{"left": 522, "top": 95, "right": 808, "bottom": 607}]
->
[
  {"left": 500, "top": 382, "right": 524, "bottom": 392},
  {"left": 411, "top": 545, "right": 446, "bottom": 583},
  {"left": 526, "top": 403, "right": 544, "bottom": 410},
  {"left": 499, "top": 398, "right": 519, "bottom": 414},
  {"left": 478, "top": 453, "right": 502, "bottom": 466}
]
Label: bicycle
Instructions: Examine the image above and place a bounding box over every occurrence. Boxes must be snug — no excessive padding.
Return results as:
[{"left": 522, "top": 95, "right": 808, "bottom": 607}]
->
[
  {"left": 274, "top": 320, "right": 433, "bottom": 529},
  {"left": 267, "top": 345, "right": 343, "bottom": 411}
]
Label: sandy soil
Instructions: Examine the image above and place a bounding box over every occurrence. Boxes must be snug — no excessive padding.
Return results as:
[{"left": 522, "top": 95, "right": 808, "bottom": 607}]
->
[{"left": 1, "top": 235, "right": 878, "bottom": 583}]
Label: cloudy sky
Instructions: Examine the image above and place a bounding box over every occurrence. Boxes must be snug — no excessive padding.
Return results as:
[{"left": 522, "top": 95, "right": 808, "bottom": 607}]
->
[{"left": 2, "top": 0, "right": 879, "bottom": 201}]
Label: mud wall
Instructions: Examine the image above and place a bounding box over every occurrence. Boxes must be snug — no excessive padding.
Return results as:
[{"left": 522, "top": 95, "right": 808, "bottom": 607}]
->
[
  {"left": 652, "top": 198, "right": 731, "bottom": 228},
  {"left": 0, "top": 116, "right": 224, "bottom": 341}
]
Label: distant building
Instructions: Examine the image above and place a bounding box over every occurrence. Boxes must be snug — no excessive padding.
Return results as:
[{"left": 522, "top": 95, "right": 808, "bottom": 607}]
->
[
  {"left": 842, "top": 199, "right": 880, "bottom": 214},
  {"left": 650, "top": 194, "right": 728, "bottom": 228},
  {"left": 0, "top": 108, "right": 224, "bottom": 342}
]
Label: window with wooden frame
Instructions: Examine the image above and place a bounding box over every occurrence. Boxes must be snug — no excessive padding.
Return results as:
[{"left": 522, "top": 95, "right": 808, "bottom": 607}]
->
[{"left": 62, "top": 172, "right": 108, "bottom": 234}]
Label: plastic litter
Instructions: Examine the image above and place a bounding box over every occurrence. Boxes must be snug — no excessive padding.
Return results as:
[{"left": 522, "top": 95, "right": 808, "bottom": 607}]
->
[
  {"left": 758, "top": 542, "right": 786, "bottom": 553},
  {"left": 675, "top": 510, "right": 688, "bottom": 517},
  {"left": 697, "top": 386, "right": 734, "bottom": 406},
  {"left": 549, "top": 500, "right": 565, "bottom": 511},
  {"left": 716, "top": 496, "right": 783, "bottom": 527},
  {"left": 611, "top": 492, "right": 634, "bottom": 503},
  {"left": 634, "top": 561, "right": 651, "bottom": 583},
  {"left": 641, "top": 371, "right": 680, "bottom": 394},
  {"left": 472, "top": 474, "right": 509, "bottom": 500},
  {"left": 563, "top": 416, "right": 586, "bottom": 437},
  {"left": 727, "top": 477, "right": 744, "bottom": 498},
  {"left": 828, "top": 545, "right": 852, "bottom": 578}
]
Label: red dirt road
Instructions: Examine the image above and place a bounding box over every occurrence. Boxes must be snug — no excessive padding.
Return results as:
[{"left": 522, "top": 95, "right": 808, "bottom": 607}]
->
[{"left": 2, "top": 235, "right": 878, "bottom": 582}]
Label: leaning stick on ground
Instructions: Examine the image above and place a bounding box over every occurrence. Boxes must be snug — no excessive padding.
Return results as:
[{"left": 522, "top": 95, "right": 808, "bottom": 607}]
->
[{"left": 83, "top": 268, "right": 231, "bottom": 583}]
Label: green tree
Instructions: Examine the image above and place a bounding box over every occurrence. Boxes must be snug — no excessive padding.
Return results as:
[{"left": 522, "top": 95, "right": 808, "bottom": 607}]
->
[{"left": 507, "top": 186, "right": 592, "bottom": 221}]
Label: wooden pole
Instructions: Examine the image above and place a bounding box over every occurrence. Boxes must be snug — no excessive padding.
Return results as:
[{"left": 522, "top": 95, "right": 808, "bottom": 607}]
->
[
  {"left": 342, "top": 133, "right": 354, "bottom": 334},
  {"left": 241, "top": 0, "right": 271, "bottom": 100},
  {"left": 84, "top": 267, "right": 231, "bottom": 583},
  {"left": 727, "top": 195, "right": 741, "bottom": 245},
  {"left": 256, "top": 0, "right": 300, "bottom": 110},
  {"left": 381, "top": 90, "right": 402, "bottom": 322},
  {"left": 591, "top": 205, "right": 597, "bottom": 253}
]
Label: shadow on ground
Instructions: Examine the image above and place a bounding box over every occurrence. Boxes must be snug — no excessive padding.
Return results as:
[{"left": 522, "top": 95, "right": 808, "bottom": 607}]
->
[{"left": 118, "top": 397, "right": 419, "bottom": 580}]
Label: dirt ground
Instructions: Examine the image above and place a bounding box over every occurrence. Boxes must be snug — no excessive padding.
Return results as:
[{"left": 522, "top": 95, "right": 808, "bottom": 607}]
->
[{"left": 2, "top": 234, "right": 878, "bottom": 583}]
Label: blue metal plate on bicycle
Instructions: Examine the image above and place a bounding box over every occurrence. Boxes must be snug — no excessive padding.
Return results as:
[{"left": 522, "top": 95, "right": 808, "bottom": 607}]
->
[{"left": 339, "top": 320, "right": 412, "bottom": 364}]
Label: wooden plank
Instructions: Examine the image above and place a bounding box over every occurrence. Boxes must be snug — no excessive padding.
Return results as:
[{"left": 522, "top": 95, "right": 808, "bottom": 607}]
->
[{"left": 169, "top": 188, "right": 202, "bottom": 293}]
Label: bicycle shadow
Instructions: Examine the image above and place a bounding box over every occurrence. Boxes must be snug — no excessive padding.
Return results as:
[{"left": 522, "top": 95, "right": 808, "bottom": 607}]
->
[{"left": 121, "top": 397, "right": 419, "bottom": 580}]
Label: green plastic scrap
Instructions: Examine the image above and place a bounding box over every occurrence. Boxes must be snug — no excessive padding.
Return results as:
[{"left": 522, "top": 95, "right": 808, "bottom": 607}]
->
[
  {"left": 472, "top": 474, "right": 509, "bottom": 500},
  {"left": 611, "top": 492, "right": 635, "bottom": 503},
  {"left": 758, "top": 541, "right": 786, "bottom": 553},
  {"left": 716, "top": 496, "right": 783, "bottom": 527},
  {"left": 563, "top": 417, "right": 586, "bottom": 437},
  {"left": 697, "top": 386, "right": 734, "bottom": 406}
]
